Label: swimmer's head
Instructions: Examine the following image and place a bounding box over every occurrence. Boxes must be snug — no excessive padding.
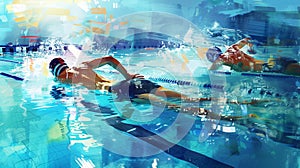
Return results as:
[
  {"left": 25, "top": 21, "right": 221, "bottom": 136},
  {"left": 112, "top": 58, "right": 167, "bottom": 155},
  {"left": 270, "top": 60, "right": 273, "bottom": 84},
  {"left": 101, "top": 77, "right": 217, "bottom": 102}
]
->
[
  {"left": 206, "top": 46, "right": 222, "bottom": 62},
  {"left": 49, "top": 58, "right": 69, "bottom": 77}
]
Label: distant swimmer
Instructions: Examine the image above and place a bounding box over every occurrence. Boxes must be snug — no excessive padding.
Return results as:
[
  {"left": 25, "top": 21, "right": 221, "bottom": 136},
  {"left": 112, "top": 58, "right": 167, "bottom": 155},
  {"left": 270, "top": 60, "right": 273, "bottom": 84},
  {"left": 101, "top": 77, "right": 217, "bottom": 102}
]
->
[{"left": 207, "top": 38, "right": 300, "bottom": 76}]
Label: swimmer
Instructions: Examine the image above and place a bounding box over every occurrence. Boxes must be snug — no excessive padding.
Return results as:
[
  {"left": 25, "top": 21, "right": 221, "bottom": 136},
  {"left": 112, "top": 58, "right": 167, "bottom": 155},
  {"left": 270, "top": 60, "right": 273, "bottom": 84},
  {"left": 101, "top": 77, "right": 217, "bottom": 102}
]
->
[
  {"left": 49, "top": 56, "right": 187, "bottom": 100},
  {"left": 49, "top": 56, "right": 202, "bottom": 111},
  {"left": 207, "top": 38, "right": 300, "bottom": 76},
  {"left": 49, "top": 56, "right": 266, "bottom": 119}
]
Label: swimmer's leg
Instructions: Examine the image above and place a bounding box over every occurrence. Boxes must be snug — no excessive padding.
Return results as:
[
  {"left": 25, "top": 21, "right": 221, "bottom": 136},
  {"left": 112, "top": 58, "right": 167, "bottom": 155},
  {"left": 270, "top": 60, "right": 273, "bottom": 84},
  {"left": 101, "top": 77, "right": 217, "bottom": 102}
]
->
[
  {"left": 170, "top": 106, "right": 251, "bottom": 121},
  {"left": 136, "top": 93, "right": 252, "bottom": 121},
  {"left": 153, "top": 87, "right": 281, "bottom": 106},
  {"left": 135, "top": 93, "right": 176, "bottom": 106},
  {"left": 154, "top": 87, "right": 211, "bottom": 101},
  {"left": 153, "top": 87, "right": 183, "bottom": 98},
  {"left": 183, "top": 96, "right": 281, "bottom": 105}
]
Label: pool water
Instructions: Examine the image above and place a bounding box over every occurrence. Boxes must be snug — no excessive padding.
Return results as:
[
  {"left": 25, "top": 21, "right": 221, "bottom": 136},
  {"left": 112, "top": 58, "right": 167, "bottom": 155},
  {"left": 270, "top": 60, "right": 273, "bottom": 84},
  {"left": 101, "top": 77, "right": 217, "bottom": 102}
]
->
[{"left": 0, "top": 47, "right": 299, "bottom": 168}]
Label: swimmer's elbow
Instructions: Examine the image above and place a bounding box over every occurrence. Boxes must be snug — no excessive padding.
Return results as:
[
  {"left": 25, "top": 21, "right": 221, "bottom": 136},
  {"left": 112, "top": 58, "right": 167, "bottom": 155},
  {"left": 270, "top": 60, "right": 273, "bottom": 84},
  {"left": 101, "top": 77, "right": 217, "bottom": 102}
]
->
[
  {"left": 102, "top": 55, "right": 114, "bottom": 61},
  {"left": 209, "top": 62, "right": 221, "bottom": 70},
  {"left": 104, "top": 55, "right": 119, "bottom": 63},
  {"left": 105, "top": 55, "right": 114, "bottom": 59},
  {"left": 85, "top": 55, "right": 115, "bottom": 69},
  {"left": 209, "top": 66, "right": 218, "bottom": 71}
]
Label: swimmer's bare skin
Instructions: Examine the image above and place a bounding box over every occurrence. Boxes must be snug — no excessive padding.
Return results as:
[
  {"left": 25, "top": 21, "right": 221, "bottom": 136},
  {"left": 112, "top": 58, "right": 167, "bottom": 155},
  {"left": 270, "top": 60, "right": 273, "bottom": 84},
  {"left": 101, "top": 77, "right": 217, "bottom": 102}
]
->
[
  {"left": 55, "top": 56, "right": 139, "bottom": 90},
  {"left": 50, "top": 56, "right": 272, "bottom": 121},
  {"left": 52, "top": 56, "right": 201, "bottom": 100},
  {"left": 210, "top": 38, "right": 300, "bottom": 76},
  {"left": 210, "top": 38, "right": 264, "bottom": 72}
]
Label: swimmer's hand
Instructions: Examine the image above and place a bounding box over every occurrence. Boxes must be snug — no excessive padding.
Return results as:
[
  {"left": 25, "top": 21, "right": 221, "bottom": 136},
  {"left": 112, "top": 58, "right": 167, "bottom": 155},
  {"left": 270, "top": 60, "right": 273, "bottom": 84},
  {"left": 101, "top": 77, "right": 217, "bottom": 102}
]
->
[{"left": 127, "top": 73, "right": 145, "bottom": 79}]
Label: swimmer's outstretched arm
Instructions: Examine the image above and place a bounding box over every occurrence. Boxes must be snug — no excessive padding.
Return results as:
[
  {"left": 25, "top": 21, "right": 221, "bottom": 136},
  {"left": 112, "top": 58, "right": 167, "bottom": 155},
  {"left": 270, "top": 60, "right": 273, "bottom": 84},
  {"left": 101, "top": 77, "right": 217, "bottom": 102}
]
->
[{"left": 83, "top": 56, "right": 143, "bottom": 80}]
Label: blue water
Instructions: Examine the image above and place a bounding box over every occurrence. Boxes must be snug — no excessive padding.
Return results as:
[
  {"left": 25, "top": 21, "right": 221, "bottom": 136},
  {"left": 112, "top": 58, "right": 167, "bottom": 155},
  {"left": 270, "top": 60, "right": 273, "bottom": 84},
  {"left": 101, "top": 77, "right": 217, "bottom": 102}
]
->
[{"left": 0, "top": 48, "right": 299, "bottom": 168}]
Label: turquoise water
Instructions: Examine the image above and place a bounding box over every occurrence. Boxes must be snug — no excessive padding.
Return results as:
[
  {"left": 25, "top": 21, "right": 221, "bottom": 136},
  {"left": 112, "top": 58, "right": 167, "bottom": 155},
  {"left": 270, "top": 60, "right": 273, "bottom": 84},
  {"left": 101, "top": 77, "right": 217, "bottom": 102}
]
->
[{"left": 0, "top": 48, "right": 299, "bottom": 168}]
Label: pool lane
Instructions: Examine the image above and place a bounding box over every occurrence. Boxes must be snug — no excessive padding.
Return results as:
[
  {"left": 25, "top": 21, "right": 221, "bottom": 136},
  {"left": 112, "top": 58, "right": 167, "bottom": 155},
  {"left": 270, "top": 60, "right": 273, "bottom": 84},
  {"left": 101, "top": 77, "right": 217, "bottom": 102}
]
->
[
  {"left": 0, "top": 72, "right": 24, "bottom": 81},
  {"left": 0, "top": 58, "right": 24, "bottom": 81},
  {"left": 105, "top": 116, "right": 233, "bottom": 168},
  {"left": 80, "top": 100, "right": 233, "bottom": 168}
]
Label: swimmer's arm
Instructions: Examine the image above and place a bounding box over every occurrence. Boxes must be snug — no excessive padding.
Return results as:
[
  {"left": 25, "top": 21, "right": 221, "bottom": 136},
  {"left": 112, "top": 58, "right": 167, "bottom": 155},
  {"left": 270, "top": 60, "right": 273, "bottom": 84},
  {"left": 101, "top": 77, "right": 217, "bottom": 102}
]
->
[
  {"left": 209, "top": 60, "right": 223, "bottom": 70},
  {"left": 84, "top": 56, "right": 132, "bottom": 79},
  {"left": 234, "top": 38, "right": 252, "bottom": 50}
]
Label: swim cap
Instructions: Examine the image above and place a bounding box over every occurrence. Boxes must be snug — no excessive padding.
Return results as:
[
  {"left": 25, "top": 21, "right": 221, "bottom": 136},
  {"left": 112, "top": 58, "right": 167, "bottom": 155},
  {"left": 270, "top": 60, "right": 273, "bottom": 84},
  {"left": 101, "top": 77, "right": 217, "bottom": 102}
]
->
[
  {"left": 206, "top": 46, "right": 222, "bottom": 62},
  {"left": 49, "top": 58, "right": 69, "bottom": 77}
]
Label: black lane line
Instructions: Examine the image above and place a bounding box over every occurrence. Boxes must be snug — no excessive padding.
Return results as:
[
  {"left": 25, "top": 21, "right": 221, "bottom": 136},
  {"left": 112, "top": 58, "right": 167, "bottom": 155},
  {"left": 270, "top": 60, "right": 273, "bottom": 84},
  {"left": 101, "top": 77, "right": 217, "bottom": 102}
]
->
[
  {"left": 79, "top": 100, "right": 233, "bottom": 168},
  {"left": 0, "top": 58, "right": 23, "bottom": 64},
  {"left": 0, "top": 58, "right": 24, "bottom": 81},
  {"left": 0, "top": 72, "right": 24, "bottom": 81},
  {"left": 105, "top": 116, "right": 233, "bottom": 168}
]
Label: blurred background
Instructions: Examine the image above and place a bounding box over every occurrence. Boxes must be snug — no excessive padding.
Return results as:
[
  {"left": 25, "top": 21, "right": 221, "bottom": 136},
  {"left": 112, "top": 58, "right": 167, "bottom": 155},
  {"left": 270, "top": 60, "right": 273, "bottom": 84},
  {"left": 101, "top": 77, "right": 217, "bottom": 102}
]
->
[{"left": 0, "top": 0, "right": 299, "bottom": 49}]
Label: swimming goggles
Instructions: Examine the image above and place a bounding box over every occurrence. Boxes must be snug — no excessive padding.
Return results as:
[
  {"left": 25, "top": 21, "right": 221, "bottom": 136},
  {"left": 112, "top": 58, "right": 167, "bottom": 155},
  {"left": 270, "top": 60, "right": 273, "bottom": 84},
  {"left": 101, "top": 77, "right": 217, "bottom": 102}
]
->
[{"left": 52, "top": 63, "right": 69, "bottom": 77}]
